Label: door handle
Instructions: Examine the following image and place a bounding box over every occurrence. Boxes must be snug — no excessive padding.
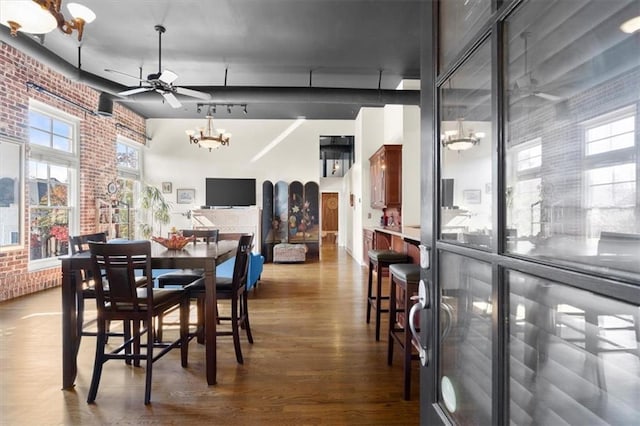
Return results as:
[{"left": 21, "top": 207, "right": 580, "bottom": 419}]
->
[{"left": 409, "top": 279, "right": 430, "bottom": 366}]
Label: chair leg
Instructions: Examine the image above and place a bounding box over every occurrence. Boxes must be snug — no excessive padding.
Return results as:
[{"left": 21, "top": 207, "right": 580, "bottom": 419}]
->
[
  {"left": 366, "top": 260, "right": 374, "bottom": 324},
  {"left": 87, "top": 320, "right": 107, "bottom": 403},
  {"left": 124, "top": 320, "right": 132, "bottom": 366},
  {"left": 133, "top": 320, "right": 141, "bottom": 367},
  {"left": 156, "top": 313, "right": 164, "bottom": 342},
  {"left": 144, "top": 320, "right": 154, "bottom": 405},
  {"left": 180, "top": 298, "right": 189, "bottom": 367},
  {"left": 232, "top": 298, "right": 243, "bottom": 364},
  {"left": 388, "top": 275, "right": 397, "bottom": 366},
  {"left": 375, "top": 263, "right": 383, "bottom": 341},
  {"left": 242, "top": 292, "right": 254, "bottom": 344}
]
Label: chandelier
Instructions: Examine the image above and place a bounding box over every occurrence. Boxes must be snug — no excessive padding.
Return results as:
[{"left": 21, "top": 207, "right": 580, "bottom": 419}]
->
[
  {"left": 0, "top": 0, "right": 95, "bottom": 41},
  {"left": 186, "top": 114, "right": 231, "bottom": 152},
  {"left": 441, "top": 118, "right": 485, "bottom": 151}
]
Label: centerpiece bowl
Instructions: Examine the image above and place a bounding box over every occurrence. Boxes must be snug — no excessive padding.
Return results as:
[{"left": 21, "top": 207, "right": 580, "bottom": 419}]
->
[{"left": 152, "top": 235, "right": 195, "bottom": 250}]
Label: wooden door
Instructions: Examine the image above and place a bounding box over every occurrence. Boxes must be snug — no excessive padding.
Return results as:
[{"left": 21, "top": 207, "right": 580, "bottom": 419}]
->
[{"left": 321, "top": 192, "right": 339, "bottom": 245}]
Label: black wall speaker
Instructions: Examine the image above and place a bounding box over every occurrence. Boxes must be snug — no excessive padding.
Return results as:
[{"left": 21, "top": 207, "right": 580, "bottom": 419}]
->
[{"left": 97, "top": 92, "right": 113, "bottom": 117}]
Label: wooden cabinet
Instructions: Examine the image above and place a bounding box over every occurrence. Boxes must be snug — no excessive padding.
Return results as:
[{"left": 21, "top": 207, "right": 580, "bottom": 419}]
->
[
  {"left": 369, "top": 144, "right": 402, "bottom": 209},
  {"left": 96, "top": 199, "right": 132, "bottom": 239}
]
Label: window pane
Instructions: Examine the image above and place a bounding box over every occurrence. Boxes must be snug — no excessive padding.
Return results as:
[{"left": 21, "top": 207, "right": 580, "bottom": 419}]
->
[
  {"left": 440, "top": 40, "right": 492, "bottom": 248},
  {"left": 52, "top": 135, "right": 71, "bottom": 152},
  {"left": 28, "top": 111, "right": 50, "bottom": 132},
  {"left": 29, "top": 207, "right": 69, "bottom": 260},
  {"left": 504, "top": 0, "right": 639, "bottom": 277},
  {"left": 440, "top": 252, "right": 493, "bottom": 424},
  {"left": 29, "top": 128, "right": 50, "bottom": 147},
  {"left": 439, "top": 0, "right": 491, "bottom": 72},
  {"left": 52, "top": 120, "right": 72, "bottom": 138},
  {"left": 509, "top": 270, "right": 640, "bottom": 425}
]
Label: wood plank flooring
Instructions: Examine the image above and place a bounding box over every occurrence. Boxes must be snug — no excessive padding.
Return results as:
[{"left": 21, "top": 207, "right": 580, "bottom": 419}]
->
[{"left": 0, "top": 245, "right": 419, "bottom": 425}]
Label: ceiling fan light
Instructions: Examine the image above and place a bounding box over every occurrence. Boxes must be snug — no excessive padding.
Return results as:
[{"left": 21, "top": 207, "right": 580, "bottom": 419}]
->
[
  {"left": 475, "top": 131, "right": 486, "bottom": 138},
  {"left": 217, "top": 128, "right": 226, "bottom": 135},
  {"left": 185, "top": 130, "right": 195, "bottom": 136},
  {"left": 67, "top": 3, "right": 96, "bottom": 23},
  {"left": 620, "top": 16, "right": 640, "bottom": 34},
  {"left": 1, "top": 0, "right": 57, "bottom": 35},
  {"left": 444, "top": 130, "right": 458, "bottom": 137},
  {"left": 444, "top": 139, "right": 477, "bottom": 151}
]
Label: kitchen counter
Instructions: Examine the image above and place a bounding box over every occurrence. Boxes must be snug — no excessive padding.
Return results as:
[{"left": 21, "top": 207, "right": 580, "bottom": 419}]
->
[{"left": 363, "top": 225, "right": 421, "bottom": 243}]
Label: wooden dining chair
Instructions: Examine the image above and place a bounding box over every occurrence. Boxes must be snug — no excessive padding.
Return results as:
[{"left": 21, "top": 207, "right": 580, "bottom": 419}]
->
[
  {"left": 186, "top": 233, "right": 254, "bottom": 364},
  {"left": 69, "top": 232, "right": 107, "bottom": 338},
  {"left": 155, "top": 229, "right": 219, "bottom": 341},
  {"left": 87, "top": 240, "right": 190, "bottom": 405}
]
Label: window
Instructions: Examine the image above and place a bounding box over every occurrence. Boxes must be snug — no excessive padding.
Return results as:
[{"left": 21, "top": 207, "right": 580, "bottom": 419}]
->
[
  {"left": 585, "top": 163, "right": 636, "bottom": 238},
  {"left": 516, "top": 142, "right": 541, "bottom": 172},
  {"left": 116, "top": 137, "right": 142, "bottom": 239},
  {"left": 584, "top": 109, "right": 636, "bottom": 239},
  {"left": 27, "top": 103, "right": 78, "bottom": 267},
  {"left": 586, "top": 115, "right": 634, "bottom": 156}
]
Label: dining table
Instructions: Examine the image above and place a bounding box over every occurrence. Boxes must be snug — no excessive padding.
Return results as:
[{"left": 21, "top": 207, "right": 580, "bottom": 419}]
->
[{"left": 59, "top": 239, "right": 238, "bottom": 389}]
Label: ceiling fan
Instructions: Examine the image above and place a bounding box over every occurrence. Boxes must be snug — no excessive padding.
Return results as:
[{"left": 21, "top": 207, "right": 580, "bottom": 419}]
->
[
  {"left": 511, "top": 32, "right": 563, "bottom": 103},
  {"left": 107, "top": 25, "right": 210, "bottom": 108}
]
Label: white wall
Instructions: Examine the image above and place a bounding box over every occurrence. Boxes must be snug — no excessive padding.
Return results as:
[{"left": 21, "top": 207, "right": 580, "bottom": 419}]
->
[{"left": 145, "top": 118, "right": 354, "bottom": 230}]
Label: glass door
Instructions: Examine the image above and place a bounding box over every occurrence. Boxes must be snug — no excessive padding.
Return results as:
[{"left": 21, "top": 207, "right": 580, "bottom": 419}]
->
[{"left": 420, "top": 0, "right": 640, "bottom": 424}]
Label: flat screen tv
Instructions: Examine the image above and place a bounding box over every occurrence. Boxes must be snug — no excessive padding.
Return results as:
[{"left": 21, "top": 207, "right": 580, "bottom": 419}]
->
[{"left": 205, "top": 178, "right": 256, "bottom": 207}]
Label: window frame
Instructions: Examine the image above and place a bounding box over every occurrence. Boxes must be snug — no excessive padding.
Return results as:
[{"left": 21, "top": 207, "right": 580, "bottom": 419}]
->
[{"left": 27, "top": 101, "right": 80, "bottom": 270}]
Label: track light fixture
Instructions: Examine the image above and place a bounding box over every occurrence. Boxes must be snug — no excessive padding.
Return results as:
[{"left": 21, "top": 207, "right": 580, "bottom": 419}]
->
[{"left": 196, "top": 103, "right": 247, "bottom": 116}]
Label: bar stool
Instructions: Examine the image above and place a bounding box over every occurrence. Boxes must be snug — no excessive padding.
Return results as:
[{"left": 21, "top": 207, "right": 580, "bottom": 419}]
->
[
  {"left": 367, "top": 249, "right": 410, "bottom": 341},
  {"left": 387, "top": 263, "right": 421, "bottom": 400}
]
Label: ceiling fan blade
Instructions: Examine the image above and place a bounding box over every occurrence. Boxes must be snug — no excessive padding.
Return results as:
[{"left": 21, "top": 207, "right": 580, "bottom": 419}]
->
[
  {"left": 161, "top": 91, "right": 182, "bottom": 108},
  {"left": 534, "top": 92, "right": 563, "bottom": 102},
  {"left": 105, "top": 68, "right": 143, "bottom": 81},
  {"left": 118, "top": 86, "right": 153, "bottom": 96},
  {"left": 159, "top": 69, "right": 178, "bottom": 84},
  {"left": 175, "top": 86, "right": 211, "bottom": 100}
]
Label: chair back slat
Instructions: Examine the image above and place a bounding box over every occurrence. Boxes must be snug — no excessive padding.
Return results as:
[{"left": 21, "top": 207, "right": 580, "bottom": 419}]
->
[
  {"left": 89, "top": 241, "right": 152, "bottom": 313},
  {"left": 232, "top": 234, "right": 254, "bottom": 291},
  {"left": 70, "top": 232, "right": 107, "bottom": 255}
]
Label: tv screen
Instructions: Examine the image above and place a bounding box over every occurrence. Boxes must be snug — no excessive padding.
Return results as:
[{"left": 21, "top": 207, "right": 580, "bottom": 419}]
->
[{"left": 205, "top": 178, "right": 256, "bottom": 207}]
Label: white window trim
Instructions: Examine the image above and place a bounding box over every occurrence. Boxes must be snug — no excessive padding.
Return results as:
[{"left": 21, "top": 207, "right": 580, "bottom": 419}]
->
[
  {"left": 27, "top": 101, "right": 80, "bottom": 271},
  {"left": 116, "top": 135, "right": 143, "bottom": 180}
]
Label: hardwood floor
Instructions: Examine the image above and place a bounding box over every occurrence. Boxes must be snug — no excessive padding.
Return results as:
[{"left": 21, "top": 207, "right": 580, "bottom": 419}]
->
[{"left": 0, "top": 245, "right": 419, "bottom": 425}]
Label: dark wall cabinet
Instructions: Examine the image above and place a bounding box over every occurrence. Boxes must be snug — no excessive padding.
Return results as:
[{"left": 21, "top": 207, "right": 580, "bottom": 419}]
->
[{"left": 369, "top": 144, "right": 402, "bottom": 209}]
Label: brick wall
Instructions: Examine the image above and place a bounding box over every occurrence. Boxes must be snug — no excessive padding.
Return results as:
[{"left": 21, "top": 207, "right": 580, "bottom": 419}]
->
[{"left": 0, "top": 42, "right": 146, "bottom": 301}]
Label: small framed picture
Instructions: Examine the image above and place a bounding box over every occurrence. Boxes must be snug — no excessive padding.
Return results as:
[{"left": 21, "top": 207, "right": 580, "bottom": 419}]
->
[
  {"left": 161, "top": 182, "right": 172, "bottom": 193},
  {"left": 462, "top": 189, "right": 481, "bottom": 204},
  {"left": 176, "top": 188, "right": 195, "bottom": 204}
]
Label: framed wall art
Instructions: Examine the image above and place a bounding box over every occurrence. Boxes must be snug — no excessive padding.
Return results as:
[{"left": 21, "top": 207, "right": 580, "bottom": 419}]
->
[
  {"left": 462, "top": 189, "right": 481, "bottom": 204},
  {"left": 176, "top": 188, "right": 195, "bottom": 204}
]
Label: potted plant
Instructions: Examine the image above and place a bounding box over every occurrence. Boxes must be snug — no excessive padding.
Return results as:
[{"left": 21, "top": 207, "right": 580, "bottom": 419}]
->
[{"left": 138, "top": 184, "right": 171, "bottom": 239}]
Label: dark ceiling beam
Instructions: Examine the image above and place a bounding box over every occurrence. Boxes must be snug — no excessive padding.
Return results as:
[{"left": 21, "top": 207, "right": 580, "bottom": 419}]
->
[{"left": 1, "top": 28, "right": 419, "bottom": 110}]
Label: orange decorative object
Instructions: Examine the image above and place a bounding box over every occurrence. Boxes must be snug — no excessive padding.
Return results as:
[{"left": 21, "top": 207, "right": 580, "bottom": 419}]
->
[{"left": 152, "top": 235, "right": 195, "bottom": 250}]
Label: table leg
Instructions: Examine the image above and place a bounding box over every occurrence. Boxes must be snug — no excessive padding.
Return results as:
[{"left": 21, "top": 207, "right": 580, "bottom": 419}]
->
[
  {"left": 61, "top": 260, "right": 79, "bottom": 389},
  {"left": 204, "top": 261, "right": 217, "bottom": 385}
]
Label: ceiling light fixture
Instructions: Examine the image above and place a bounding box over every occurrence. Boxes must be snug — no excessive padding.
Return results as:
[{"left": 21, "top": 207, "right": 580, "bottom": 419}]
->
[
  {"left": 441, "top": 118, "right": 484, "bottom": 151},
  {"left": 620, "top": 16, "right": 640, "bottom": 34},
  {"left": 185, "top": 113, "right": 231, "bottom": 152},
  {"left": 0, "top": 0, "right": 96, "bottom": 41}
]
